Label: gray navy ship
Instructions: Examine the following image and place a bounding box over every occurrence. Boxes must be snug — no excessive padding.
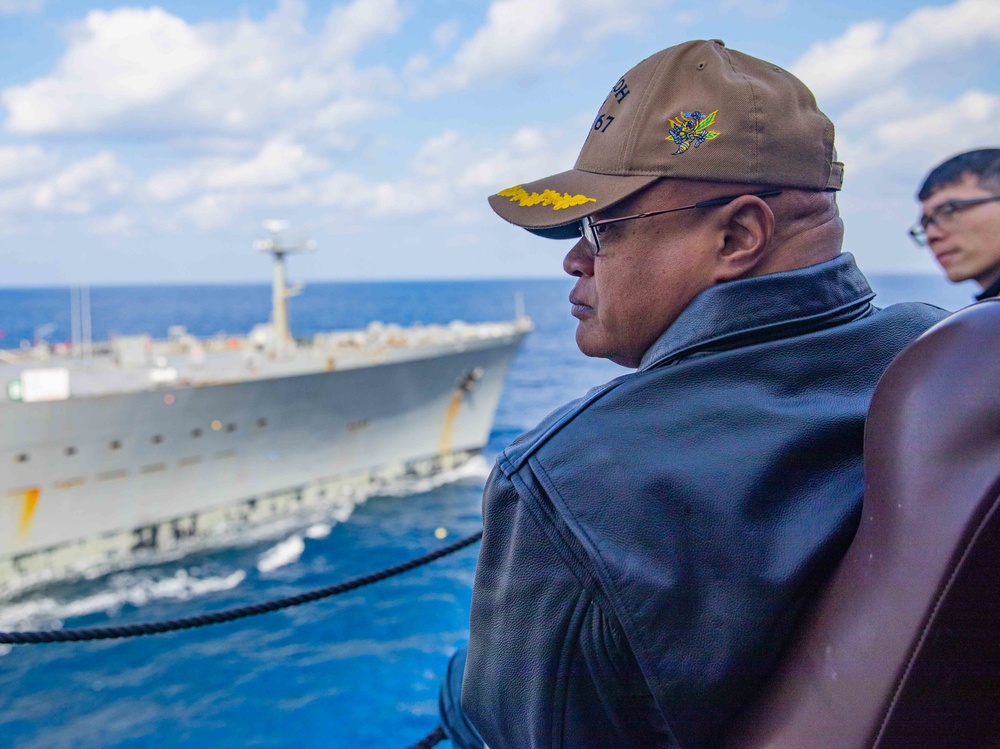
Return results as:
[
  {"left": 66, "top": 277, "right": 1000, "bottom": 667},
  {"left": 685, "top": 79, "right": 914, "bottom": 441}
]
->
[{"left": 0, "top": 226, "right": 530, "bottom": 597}]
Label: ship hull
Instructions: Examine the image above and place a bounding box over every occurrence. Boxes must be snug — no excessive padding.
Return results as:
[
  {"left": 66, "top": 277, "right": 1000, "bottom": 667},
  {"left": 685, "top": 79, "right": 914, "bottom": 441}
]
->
[{"left": 0, "top": 333, "right": 524, "bottom": 595}]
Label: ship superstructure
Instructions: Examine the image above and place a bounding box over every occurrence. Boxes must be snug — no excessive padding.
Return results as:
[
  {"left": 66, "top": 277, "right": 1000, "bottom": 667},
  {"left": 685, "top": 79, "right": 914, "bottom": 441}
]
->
[{"left": 0, "top": 230, "right": 530, "bottom": 596}]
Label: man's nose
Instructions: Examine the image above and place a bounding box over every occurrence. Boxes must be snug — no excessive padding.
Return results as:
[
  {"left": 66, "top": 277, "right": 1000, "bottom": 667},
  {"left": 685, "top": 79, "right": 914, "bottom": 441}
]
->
[
  {"left": 563, "top": 239, "right": 595, "bottom": 277},
  {"left": 925, "top": 219, "right": 947, "bottom": 245}
]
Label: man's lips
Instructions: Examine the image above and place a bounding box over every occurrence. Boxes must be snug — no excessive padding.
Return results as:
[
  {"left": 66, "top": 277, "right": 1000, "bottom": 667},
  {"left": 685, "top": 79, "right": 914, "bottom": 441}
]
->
[
  {"left": 569, "top": 294, "right": 593, "bottom": 318},
  {"left": 934, "top": 248, "right": 960, "bottom": 266}
]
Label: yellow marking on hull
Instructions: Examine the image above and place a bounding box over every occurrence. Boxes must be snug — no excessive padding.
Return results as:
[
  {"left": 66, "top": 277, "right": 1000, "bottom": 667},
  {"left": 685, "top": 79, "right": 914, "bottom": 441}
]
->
[
  {"left": 438, "top": 390, "right": 464, "bottom": 459},
  {"left": 18, "top": 487, "right": 40, "bottom": 538}
]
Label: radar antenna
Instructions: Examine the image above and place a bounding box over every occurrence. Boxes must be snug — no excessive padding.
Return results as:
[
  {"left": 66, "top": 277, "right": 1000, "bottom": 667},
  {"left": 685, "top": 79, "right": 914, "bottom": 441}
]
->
[{"left": 253, "top": 221, "right": 316, "bottom": 351}]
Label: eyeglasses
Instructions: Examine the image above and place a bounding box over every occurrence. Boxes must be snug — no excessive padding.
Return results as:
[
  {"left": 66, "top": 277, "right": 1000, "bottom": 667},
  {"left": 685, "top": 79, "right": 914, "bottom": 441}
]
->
[
  {"left": 578, "top": 190, "right": 782, "bottom": 257},
  {"left": 908, "top": 195, "right": 1000, "bottom": 247}
]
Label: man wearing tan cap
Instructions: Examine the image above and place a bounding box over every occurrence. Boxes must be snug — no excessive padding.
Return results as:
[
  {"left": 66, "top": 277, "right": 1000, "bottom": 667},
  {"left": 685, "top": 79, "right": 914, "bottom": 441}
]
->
[{"left": 453, "top": 40, "right": 946, "bottom": 748}]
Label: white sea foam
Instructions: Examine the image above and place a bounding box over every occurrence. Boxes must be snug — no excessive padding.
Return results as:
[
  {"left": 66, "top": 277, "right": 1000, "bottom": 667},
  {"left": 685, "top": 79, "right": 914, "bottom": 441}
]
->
[
  {"left": 327, "top": 500, "right": 355, "bottom": 524},
  {"left": 256, "top": 535, "right": 305, "bottom": 573},
  {"left": 382, "top": 454, "right": 492, "bottom": 497},
  {"left": 1, "top": 453, "right": 489, "bottom": 603},
  {"left": 304, "top": 524, "right": 331, "bottom": 539},
  {"left": 0, "top": 568, "right": 246, "bottom": 641}
]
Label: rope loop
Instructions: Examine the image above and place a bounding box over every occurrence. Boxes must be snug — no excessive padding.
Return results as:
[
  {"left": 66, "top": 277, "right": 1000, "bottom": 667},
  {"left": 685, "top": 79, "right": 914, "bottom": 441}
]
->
[{"left": 0, "top": 530, "right": 482, "bottom": 645}]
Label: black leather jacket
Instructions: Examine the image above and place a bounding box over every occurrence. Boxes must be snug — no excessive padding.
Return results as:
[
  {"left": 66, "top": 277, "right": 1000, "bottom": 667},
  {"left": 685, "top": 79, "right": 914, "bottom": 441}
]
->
[
  {"left": 462, "top": 254, "right": 947, "bottom": 749},
  {"left": 975, "top": 275, "right": 1000, "bottom": 301}
]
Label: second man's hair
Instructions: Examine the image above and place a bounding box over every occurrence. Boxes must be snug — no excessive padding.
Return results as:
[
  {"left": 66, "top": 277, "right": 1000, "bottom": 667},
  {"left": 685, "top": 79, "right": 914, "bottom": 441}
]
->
[{"left": 918, "top": 148, "right": 1000, "bottom": 200}]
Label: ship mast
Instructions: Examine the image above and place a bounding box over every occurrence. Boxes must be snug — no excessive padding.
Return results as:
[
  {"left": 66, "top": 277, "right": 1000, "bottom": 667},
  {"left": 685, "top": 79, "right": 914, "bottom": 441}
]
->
[{"left": 253, "top": 221, "right": 315, "bottom": 351}]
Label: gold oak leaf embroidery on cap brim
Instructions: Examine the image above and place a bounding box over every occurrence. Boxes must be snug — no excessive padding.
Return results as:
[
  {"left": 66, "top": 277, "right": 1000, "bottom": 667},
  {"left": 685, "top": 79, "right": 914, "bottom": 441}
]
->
[
  {"left": 497, "top": 186, "right": 597, "bottom": 211},
  {"left": 665, "top": 110, "right": 720, "bottom": 156}
]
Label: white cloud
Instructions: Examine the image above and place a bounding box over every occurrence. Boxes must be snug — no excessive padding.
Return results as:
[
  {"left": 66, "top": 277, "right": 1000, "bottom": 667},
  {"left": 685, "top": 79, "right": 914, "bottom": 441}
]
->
[
  {"left": 410, "top": 0, "right": 568, "bottom": 96},
  {"left": 315, "top": 123, "right": 577, "bottom": 219},
  {"left": 839, "top": 90, "right": 1000, "bottom": 176},
  {"left": 673, "top": 10, "right": 701, "bottom": 26},
  {"left": 789, "top": 0, "right": 999, "bottom": 198},
  {"left": 0, "top": 146, "right": 59, "bottom": 185},
  {"left": 315, "top": 170, "right": 451, "bottom": 218},
  {"left": 403, "top": 54, "right": 431, "bottom": 77},
  {"left": 792, "top": 0, "right": 1000, "bottom": 104},
  {"left": 313, "top": 98, "right": 392, "bottom": 131},
  {"left": 89, "top": 212, "right": 136, "bottom": 236},
  {"left": 836, "top": 87, "right": 918, "bottom": 129},
  {"left": 178, "top": 193, "right": 236, "bottom": 230},
  {"left": 0, "top": 0, "right": 43, "bottom": 14},
  {"left": 720, "top": 0, "right": 788, "bottom": 19},
  {"left": 410, "top": 130, "right": 465, "bottom": 180},
  {"left": 0, "top": 150, "right": 145, "bottom": 244},
  {"left": 456, "top": 126, "right": 575, "bottom": 190},
  {"left": 1, "top": 122, "right": 567, "bottom": 234},
  {"left": 319, "top": 0, "right": 402, "bottom": 63},
  {"left": 201, "top": 138, "right": 326, "bottom": 191},
  {"left": 1, "top": 0, "right": 401, "bottom": 139},
  {"left": 0, "top": 152, "right": 131, "bottom": 219},
  {"left": 32, "top": 152, "right": 132, "bottom": 215},
  {"left": 147, "top": 136, "right": 327, "bottom": 203},
  {"left": 408, "top": 0, "right": 666, "bottom": 98},
  {"left": 3, "top": 7, "right": 213, "bottom": 134},
  {"left": 0, "top": 183, "right": 33, "bottom": 215},
  {"left": 432, "top": 19, "right": 462, "bottom": 49}
]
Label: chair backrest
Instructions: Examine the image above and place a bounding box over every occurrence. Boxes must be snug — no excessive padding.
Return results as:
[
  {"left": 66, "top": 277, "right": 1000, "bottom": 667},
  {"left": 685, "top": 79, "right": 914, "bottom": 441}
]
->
[{"left": 726, "top": 298, "right": 1000, "bottom": 749}]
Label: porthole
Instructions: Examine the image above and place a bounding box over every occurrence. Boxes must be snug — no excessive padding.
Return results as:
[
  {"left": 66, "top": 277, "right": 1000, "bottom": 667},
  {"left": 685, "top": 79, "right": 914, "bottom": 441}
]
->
[
  {"left": 109, "top": 440, "right": 122, "bottom": 451},
  {"left": 256, "top": 418, "right": 267, "bottom": 429},
  {"left": 151, "top": 435, "right": 164, "bottom": 444},
  {"left": 16, "top": 453, "right": 29, "bottom": 463},
  {"left": 226, "top": 423, "right": 236, "bottom": 433},
  {"left": 65, "top": 446, "right": 77, "bottom": 456},
  {"left": 191, "top": 428, "right": 203, "bottom": 438}
]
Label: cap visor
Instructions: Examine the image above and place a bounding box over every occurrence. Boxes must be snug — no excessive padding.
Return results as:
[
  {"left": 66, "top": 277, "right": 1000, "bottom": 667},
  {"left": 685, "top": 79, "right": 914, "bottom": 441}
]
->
[{"left": 488, "top": 169, "right": 658, "bottom": 237}]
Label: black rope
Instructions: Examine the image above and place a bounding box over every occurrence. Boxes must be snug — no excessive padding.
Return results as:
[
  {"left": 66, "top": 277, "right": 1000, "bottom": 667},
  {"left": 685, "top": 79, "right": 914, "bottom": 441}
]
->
[
  {"left": 0, "top": 530, "right": 482, "bottom": 644},
  {"left": 406, "top": 724, "right": 447, "bottom": 749}
]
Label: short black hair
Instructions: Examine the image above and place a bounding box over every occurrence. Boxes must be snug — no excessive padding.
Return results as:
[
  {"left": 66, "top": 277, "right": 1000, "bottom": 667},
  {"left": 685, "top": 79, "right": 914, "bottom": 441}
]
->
[{"left": 918, "top": 148, "right": 1000, "bottom": 200}]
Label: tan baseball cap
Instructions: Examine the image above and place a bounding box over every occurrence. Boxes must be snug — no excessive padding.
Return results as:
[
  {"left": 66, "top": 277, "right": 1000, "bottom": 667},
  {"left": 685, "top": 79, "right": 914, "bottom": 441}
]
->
[{"left": 489, "top": 39, "right": 843, "bottom": 239}]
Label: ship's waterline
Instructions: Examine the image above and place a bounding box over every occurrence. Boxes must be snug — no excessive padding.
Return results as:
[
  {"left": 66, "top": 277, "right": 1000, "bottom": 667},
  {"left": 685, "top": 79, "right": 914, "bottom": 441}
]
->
[{"left": 0, "top": 447, "right": 483, "bottom": 599}]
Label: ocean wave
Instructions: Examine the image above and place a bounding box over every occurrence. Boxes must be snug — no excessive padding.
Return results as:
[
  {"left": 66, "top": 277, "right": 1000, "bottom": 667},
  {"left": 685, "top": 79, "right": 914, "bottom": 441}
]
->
[
  {"left": 0, "top": 568, "right": 246, "bottom": 647},
  {"left": 256, "top": 535, "right": 306, "bottom": 573},
  {"left": 304, "top": 524, "right": 332, "bottom": 539}
]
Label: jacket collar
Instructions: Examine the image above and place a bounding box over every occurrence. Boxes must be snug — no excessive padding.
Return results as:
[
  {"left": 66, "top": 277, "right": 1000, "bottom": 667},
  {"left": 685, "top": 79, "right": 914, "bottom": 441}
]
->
[
  {"left": 975, "top": 275, "right": 1000, "bottom": 301},
  {"left": 639, "top": 253, "right": 875, "bottom": 371}
]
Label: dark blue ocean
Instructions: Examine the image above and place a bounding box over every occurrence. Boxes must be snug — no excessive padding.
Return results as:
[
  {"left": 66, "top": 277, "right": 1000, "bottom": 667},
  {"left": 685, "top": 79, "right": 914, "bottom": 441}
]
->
[{"left": 0, "top": 273, "right": 976, "bottom": 748}]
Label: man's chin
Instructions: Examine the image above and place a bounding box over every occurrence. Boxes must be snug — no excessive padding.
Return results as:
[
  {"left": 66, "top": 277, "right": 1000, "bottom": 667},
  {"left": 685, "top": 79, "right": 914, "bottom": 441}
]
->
[
  {"left": 942, "top": 264, "right": 971, "bottom": 284},
  {"left": 575, "top": 326, "right": 638, "bottom": 367},
  {"left": 575, "top": 325, "right": 605, "bottom": 360}
]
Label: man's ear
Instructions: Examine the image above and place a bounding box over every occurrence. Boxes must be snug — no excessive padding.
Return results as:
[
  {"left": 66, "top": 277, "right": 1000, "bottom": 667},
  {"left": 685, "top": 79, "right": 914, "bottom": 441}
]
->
[{"left": 713, "top": 196, "right": 775, "bottom": 282}]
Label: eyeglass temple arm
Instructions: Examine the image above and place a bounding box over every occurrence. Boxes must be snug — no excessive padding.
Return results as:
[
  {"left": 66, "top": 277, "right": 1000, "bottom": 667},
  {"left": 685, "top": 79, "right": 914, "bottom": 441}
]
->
[
  {"left": 589, "top": 189, "right": 784, "bottom": 228},
  {"left": 694, "top": 189, "right": 783, "bottom": 208}
]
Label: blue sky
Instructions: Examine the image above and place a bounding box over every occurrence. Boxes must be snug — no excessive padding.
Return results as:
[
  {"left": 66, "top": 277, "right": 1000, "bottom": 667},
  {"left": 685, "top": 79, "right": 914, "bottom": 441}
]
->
[{"left": 0, "top": 0, "right": 996, "bottom": 285}]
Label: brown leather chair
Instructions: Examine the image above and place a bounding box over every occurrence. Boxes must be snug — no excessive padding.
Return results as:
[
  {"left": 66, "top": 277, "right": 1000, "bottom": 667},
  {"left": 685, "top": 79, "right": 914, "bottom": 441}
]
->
[{"left": 726, "top": 298, "right": 1000, "bottom": 749}]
